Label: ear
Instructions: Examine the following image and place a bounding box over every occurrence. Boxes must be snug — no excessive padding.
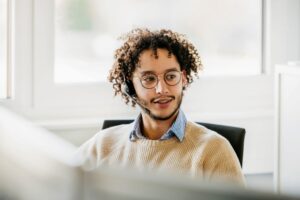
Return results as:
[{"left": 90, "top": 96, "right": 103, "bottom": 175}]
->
[{"left": 182, "top": 70, "right": 188, "bottom": 86}]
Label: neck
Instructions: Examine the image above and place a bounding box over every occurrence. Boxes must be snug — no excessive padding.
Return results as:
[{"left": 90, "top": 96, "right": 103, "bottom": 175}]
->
[{"left": 141, "top": 111, "right": 179, "bottom": 140}]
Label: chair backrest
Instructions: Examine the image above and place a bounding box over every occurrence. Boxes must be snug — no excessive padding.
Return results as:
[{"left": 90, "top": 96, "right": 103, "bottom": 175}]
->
[{"left": 102, "top": 120, "right": 245, "bottom": 167}]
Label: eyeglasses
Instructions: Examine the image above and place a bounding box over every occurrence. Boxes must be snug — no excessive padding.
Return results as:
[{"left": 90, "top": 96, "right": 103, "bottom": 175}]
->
[{"left": 134, "top": 70, "right": 182, "bottom": 89}]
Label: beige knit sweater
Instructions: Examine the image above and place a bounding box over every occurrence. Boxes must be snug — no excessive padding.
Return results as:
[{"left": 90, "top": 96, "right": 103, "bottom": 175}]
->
[{"left": 75, "top": 121, "right": 245, "bottom": 185}]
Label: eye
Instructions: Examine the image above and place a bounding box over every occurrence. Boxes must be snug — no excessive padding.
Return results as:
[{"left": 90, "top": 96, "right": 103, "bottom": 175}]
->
[
  {"left": 142, "top": 75, "right": 156, "bottom": 82},
  {"left": 165, "top": 72, "right": 178, "bottom": 81}
]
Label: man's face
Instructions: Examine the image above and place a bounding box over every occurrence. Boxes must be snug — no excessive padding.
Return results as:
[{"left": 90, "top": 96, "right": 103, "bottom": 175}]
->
[{"left": 132, "top": 48, "right": 187, "bottom": 121}]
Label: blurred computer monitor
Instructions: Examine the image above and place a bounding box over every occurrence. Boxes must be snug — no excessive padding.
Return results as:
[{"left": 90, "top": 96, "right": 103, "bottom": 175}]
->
[
  {"left": 84, "top": 166, "right": 300, "bottom": 200},
  {"left": 0, "top": 106, "right": 82, "bottom": 200}
]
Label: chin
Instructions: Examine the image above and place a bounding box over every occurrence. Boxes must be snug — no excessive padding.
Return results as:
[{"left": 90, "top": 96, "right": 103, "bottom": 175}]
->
[{"left": 149, "top": 106, "right": 179, "bottom": 121}]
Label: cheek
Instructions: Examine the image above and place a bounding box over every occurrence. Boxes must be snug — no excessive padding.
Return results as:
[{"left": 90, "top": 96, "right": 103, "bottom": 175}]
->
[
  {"left": 136, "top": 88, "right": 149, "bottom": 99},
  {"left": 173, "top": 81, "right": 184, "bottom": 93},
  {"left": 174, "top": 87, "right": 184, "bottom": 96}
]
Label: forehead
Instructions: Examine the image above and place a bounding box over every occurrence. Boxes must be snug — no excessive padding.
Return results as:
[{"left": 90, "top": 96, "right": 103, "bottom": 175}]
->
[{"left": 136, "top": 48, "right": 180, "bottom": 73}]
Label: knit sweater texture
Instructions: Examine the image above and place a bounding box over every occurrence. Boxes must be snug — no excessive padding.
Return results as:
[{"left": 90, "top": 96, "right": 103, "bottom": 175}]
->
[{"left": 75, "top": 121, "right": 245, "bottom": 184}]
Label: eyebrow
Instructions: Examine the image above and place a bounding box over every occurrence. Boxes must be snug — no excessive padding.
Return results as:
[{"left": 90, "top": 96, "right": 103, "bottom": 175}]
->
[{"left": 139, "top": 67, "right": 180, "bottom": 76}]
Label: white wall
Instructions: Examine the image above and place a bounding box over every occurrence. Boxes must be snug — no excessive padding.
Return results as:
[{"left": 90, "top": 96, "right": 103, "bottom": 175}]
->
[{"left": 265, "top": 0, "right": 300, "bottom": 72}]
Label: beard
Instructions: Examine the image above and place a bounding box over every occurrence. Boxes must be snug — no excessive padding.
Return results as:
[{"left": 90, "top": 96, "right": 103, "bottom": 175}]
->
[{"left": 138, "top": 91, "right": 183, "bottom": 121}]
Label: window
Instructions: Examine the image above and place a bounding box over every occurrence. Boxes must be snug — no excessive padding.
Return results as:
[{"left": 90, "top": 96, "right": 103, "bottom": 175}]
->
[
  {"left": 54, "top": 0, "right": 262, "bottom": 83},
  {"left": 32, "top": 0, "right": 267, "bottom": 114},
  {"left": 0, "top": 0, "right": 8, "bottom": 98}
]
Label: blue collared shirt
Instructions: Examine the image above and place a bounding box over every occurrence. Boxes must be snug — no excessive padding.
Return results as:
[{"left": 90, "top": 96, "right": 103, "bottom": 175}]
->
[{"left": 129, "top": 109, "right": 187, "bottom": 142}]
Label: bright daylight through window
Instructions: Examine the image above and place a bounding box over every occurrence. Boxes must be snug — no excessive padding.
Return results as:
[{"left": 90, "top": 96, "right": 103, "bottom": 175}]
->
[
  {"left": 0, "top": 0, "right": 8, "bottom": 98},
  {"left": 55, "top": 0, "right": 262, "bottom": 83}
]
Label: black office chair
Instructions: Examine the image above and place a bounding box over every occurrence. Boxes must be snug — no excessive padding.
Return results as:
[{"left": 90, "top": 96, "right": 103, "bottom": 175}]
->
[{"left": 102, "top": 120, "right": 245, "bottom": 167}]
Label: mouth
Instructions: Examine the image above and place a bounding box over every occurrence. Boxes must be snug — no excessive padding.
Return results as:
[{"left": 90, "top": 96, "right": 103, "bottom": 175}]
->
[
  {"left": 154, "top": 99, "right": 172, "bottom": 104},
  {"left": 153, "top": 97, "right": 174, "bottom": 104},
  {"left": 151, "top": 96, "right": 175, "bottom": 109}
]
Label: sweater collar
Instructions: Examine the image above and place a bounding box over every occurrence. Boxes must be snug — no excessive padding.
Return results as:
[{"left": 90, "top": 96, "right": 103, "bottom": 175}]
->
[{"left": 129, "top": 109, "right": 187, "bottom": 142}]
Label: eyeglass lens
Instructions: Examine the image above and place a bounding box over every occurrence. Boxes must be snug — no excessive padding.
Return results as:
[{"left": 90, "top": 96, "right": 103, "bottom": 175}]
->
[{"left": 141, "top": 70, "right": 181, "bottom": 89}]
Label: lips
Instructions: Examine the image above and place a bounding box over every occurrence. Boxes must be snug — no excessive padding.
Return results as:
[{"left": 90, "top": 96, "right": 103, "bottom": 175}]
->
[
  {"left": 153, "top": 97, "right": 174, "bottom": 104},
  {"left": 151, "top": 97, "right": 175, "bottom": 110},
  {"left": 154, "top": 99, "right": 172, "bottom": 104}
]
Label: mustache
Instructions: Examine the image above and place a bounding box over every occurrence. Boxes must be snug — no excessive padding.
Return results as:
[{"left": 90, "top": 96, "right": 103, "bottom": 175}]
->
[{"left": 150, "top": 95, "right": 175, "bottom": 103}]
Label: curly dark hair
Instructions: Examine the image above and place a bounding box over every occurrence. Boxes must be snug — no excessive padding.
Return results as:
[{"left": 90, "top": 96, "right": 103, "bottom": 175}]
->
[{"left": 108, "top": 28, "right": 202, "bottom": 107}]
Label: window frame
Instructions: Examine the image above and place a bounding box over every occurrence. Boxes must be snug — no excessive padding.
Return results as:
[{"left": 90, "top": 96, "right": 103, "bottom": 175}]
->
[{"left": 0, "top": 0, "right": 13, "bottom": 100}]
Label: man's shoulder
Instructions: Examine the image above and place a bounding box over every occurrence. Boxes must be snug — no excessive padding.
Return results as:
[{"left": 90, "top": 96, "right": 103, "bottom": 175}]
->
[
  {"left": 73, "top": 122, "right": 134, "bottom": 169},
  {"left": 78, "top": 122, "right": 134, "bottom": 154},
  {"left": 185, "top": 121, "right": 228, "bottom": 145},
  {"left": 92, "top": 122, "right": 134, "bottom": 142}
]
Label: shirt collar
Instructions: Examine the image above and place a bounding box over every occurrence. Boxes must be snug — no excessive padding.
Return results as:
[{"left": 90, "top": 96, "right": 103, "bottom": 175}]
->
[
  {"left": 166, "top": 109, "right": 186, "bottom": 142},
  {"left": 129, "top": 109, "right": 187, "bottom": 142}
]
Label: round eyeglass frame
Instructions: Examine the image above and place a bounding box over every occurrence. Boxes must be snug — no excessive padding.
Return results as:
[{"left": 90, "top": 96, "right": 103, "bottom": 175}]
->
[{"left": 134, "top": 70, "right": 183, "bottom": 89}]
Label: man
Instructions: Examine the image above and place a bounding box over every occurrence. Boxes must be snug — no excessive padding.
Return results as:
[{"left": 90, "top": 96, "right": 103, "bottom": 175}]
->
[{"left": 75, "top": 28, "right": 244, "bottom": 184}]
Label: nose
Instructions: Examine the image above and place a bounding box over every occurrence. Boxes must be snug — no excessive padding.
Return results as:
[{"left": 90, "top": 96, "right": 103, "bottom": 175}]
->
[{"left": 155, "top": 78, "right": 169, "bottom": 94}]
